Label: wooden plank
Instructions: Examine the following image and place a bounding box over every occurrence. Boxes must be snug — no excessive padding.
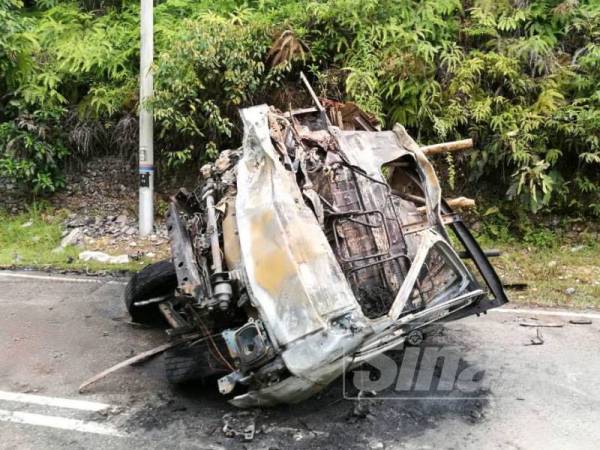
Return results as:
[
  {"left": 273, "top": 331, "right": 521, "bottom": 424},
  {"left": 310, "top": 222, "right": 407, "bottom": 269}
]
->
[{"left": 421, "top": 138, "right": 473, "bottom": 155}]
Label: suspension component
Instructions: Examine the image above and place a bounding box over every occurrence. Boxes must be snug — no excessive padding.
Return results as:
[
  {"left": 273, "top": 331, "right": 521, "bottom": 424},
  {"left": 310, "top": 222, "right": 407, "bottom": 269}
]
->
[{"left": 203, "top": 178, "right": 233, "bottom": 310}]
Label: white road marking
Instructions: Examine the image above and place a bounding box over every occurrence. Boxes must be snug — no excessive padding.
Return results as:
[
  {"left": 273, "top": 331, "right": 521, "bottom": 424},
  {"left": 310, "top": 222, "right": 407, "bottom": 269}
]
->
[
  {"left": 0, "top": 271, "right": 127, "bottom": 285},
  {"left": 0, "top": 391, "right": 112, "bottom": 412},
  {"left": 0, "top": 409, "right": 123, "bottom": 436},
  {"left": 490, "top": 307, "right": 600, "bottom": 320}
]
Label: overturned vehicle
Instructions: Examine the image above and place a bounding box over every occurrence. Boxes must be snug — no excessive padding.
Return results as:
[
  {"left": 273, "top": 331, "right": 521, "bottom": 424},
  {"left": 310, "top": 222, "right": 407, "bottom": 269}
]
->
[{"left": 125, "top": 88, "right": 508, "bottom": 407}]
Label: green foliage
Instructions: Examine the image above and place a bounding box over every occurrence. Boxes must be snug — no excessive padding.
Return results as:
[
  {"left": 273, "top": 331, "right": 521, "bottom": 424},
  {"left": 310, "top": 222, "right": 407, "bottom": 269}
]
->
[
  {"left": 151, "top": 10, "right": 281, "bottom": 165},
  {"left": 523, "top": 228, "right": 557, "bottom": 248},
  {"left": 0, "top": 0, "right": 599, "bottom": 215},
  {"left": 477, "top": 206, "right": 515, "bottom": 244},
  {"left": 0, "top": 107, "right": 68, "bottom": 192},
  {"left": 296, "top": 0, "right": 600, "bottom": 216}
]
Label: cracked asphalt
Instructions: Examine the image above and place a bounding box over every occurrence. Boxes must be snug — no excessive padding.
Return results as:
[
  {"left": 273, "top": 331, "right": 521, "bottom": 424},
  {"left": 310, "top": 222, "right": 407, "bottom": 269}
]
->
[{"left": 0, "top": 270, "right": 599, "bottom": 449}]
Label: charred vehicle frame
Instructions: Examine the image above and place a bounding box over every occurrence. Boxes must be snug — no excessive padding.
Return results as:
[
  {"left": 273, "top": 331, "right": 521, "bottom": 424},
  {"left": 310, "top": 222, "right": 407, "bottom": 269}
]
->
[{"left": 125, "top": 78, "right": 508, "bottom": 407}]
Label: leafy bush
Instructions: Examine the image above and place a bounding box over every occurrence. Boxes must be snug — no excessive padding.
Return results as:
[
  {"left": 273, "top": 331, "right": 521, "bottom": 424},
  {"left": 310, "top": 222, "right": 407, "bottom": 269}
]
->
[
  {"left": 523, "top": 228, "right": 557, "bottom": 248},
  {"left": 0, "top": 106, "right": 68, "bottom": 193},
  {"left": 151, "top": 10, "right": 282, "bottom": 166}
]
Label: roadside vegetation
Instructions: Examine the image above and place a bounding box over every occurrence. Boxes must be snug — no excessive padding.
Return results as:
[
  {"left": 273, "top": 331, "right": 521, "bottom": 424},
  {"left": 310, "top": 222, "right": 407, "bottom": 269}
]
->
[
  {"left": 473, "top": 215, "right": 600, "bottom": 308},
  {"left": 495, "top": 243, "right": 599, "bottom": 309},
  {"left": 1, "top": 0, "right": 599, "bottom": 216},
  {"left": 0, "top": 206, "right": 154, "bottom": 272}
]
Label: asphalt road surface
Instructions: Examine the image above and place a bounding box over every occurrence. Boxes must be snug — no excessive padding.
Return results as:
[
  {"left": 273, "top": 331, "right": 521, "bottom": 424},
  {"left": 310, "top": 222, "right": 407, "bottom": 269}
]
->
[{"left": 1, "top": 270, "right": 599, "bottom": 450}]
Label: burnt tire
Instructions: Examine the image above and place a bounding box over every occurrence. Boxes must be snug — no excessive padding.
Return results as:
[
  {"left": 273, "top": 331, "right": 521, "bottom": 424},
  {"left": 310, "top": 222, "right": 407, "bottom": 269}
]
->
[
  {"left": 165, "top": 340, "right": 229, "bottom": 385},
  {"left": 124, "top": 259, "right": 177, "bottom": 325}
]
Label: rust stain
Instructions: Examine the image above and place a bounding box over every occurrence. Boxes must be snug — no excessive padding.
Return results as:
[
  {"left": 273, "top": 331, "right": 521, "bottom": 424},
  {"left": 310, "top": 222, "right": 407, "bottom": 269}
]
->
[
  {"left": 249, "top": 206, "right": 324, "bottom": 297},
  {"left": 250, "top": 209, "right": 297, "bottom": 296}
]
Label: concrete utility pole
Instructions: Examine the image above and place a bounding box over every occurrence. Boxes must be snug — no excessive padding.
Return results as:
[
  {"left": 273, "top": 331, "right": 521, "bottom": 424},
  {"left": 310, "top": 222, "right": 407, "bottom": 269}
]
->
[{"left": 139, "top": 0, "right": 154, "bottom": 236}]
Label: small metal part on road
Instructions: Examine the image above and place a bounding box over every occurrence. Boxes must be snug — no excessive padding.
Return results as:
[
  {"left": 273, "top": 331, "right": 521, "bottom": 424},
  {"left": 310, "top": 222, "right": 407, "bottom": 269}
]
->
[
  {"left": 528, "top": 328, "right": 544, "bottom": 346},
  {"left": 569, "top": 318, "right": 593, "bottom": 325}
]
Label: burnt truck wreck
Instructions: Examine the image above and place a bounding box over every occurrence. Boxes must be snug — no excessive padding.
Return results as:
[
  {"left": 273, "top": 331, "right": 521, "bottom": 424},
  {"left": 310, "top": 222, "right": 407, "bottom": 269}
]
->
[{"left": 125, "top": 86, "right": 508, "bottom": 407}]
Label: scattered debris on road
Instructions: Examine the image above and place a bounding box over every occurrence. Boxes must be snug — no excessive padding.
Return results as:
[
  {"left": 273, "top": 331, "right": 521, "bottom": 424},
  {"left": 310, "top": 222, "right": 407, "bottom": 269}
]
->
[
  {"left": 351, "top": 390, "right": 377, "bottom": 419},
  {"left": 528, "top": 328, "right": 545, "bottom": 346},
  {"left": 569, "top": 318, "right": 592, "bottom": 325},
  {"left": 79, "top": 341, "right": 181, "bottom": 392},
  {"left": 222, "top": 411, "right": 258, "bottom": 441}
]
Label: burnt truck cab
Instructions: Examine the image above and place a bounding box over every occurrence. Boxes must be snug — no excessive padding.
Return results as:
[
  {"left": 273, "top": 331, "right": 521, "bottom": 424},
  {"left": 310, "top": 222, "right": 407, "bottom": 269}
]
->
[{"left": 148, "top": 99, "right": 507, "bottom": 407}]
